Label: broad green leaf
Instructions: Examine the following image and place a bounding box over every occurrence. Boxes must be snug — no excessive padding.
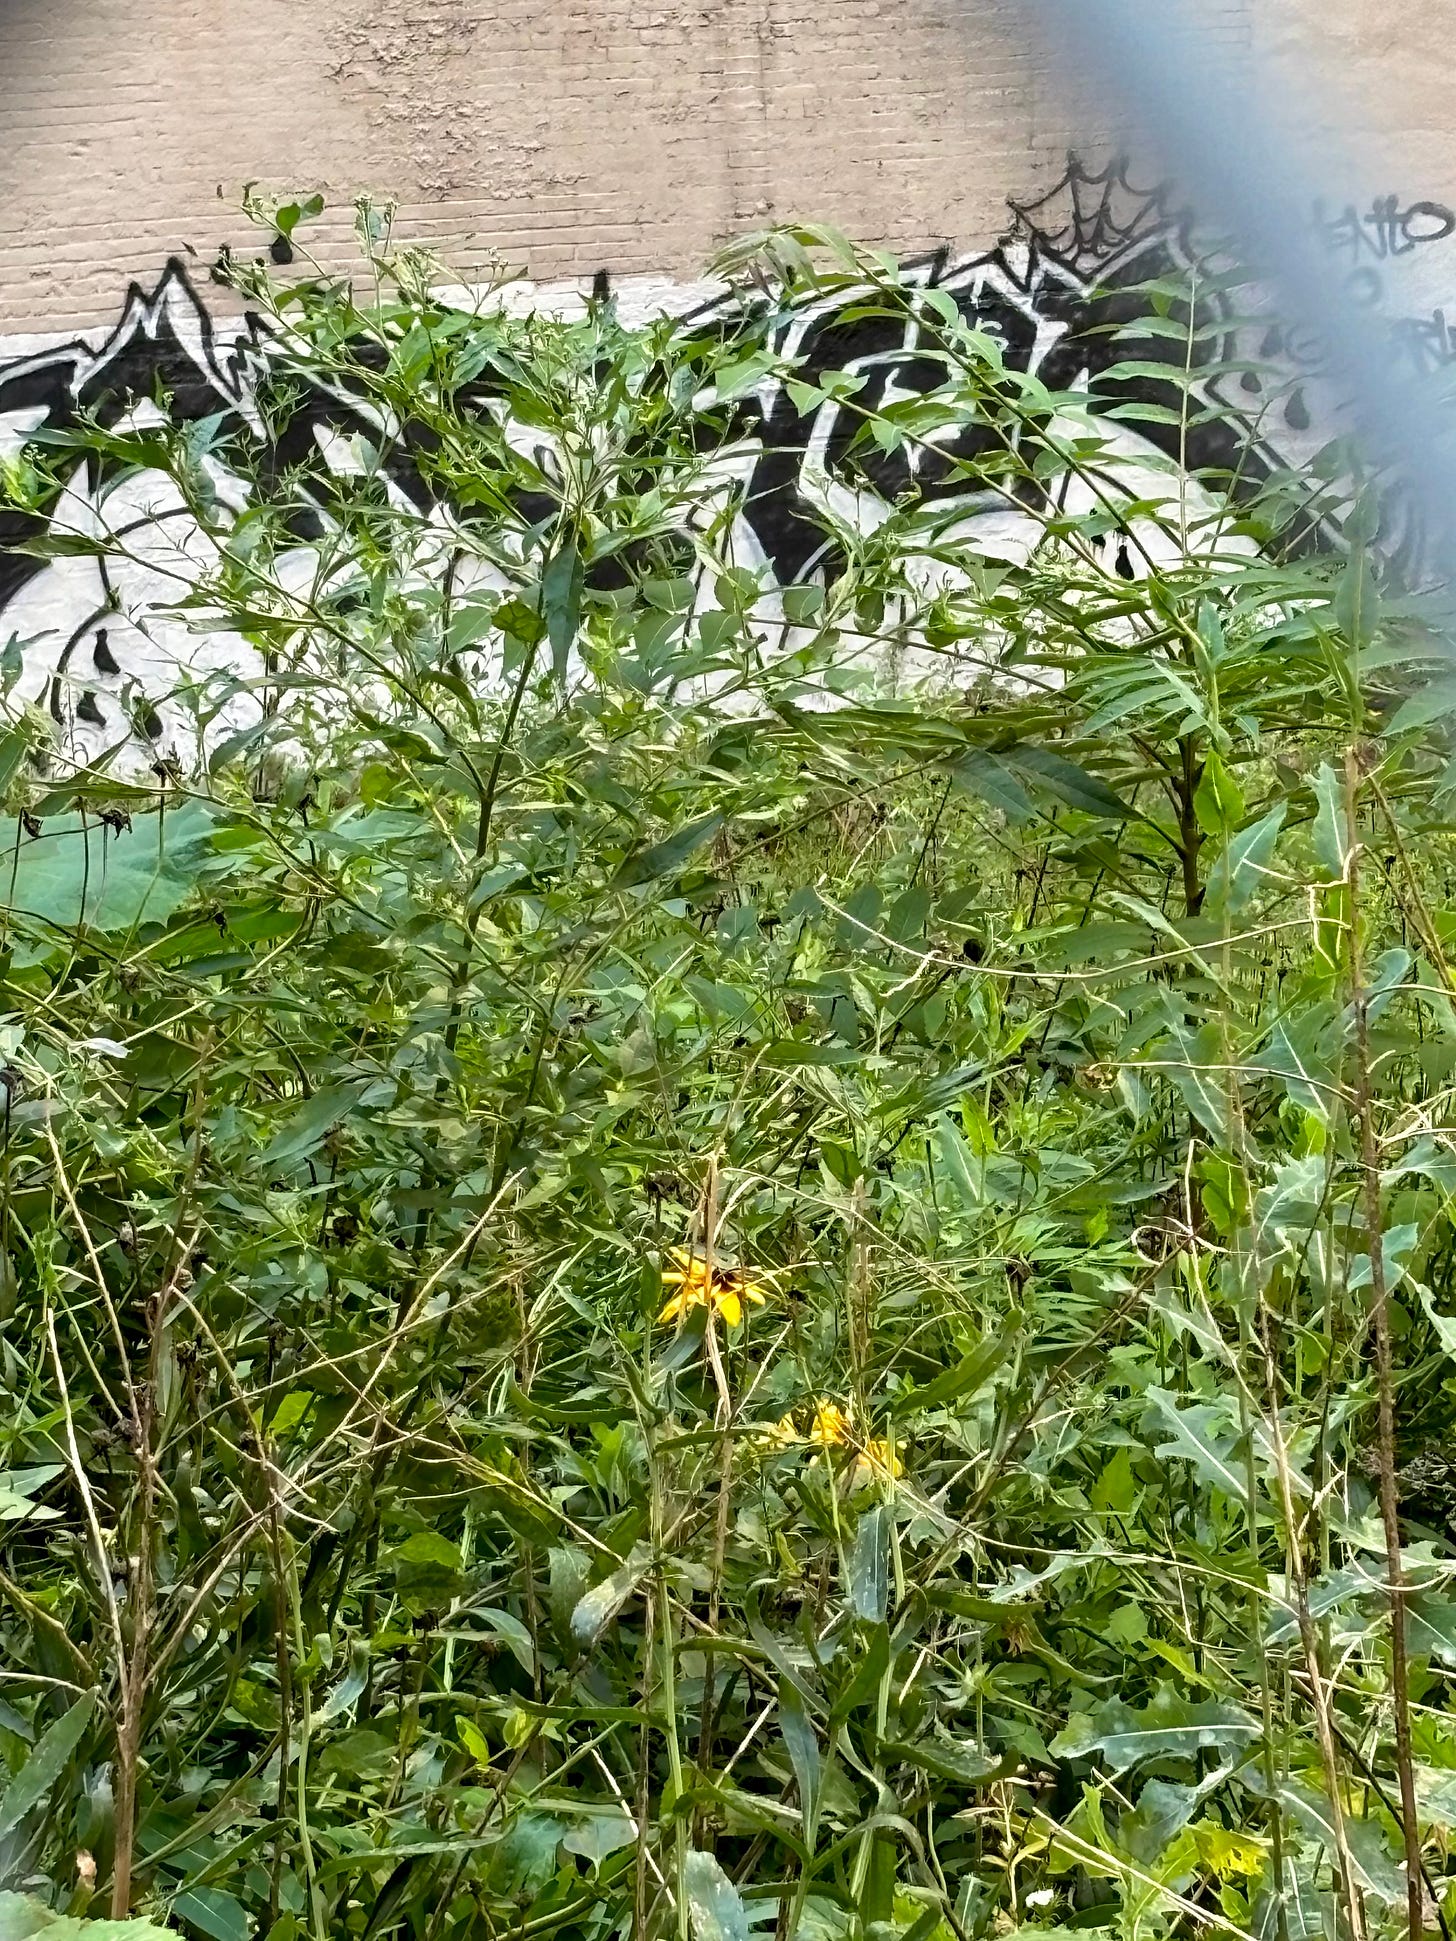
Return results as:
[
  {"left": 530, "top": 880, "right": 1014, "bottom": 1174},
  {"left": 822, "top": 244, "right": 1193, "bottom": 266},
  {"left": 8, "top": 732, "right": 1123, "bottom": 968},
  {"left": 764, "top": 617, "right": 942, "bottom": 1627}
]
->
[
  {"left": 168, "top": 1891, "right": 248, "bottom": 1941},
  {"left": 562, "top": 1806, "right": 637, "bottom": 1865},
  {"left": 682, "top": 1850, "right": 750, "bottom": 1941},
  {"left": 0, "top": 1895, "right": 174, "bottom": 1940},
  {"left": 1278, "top": 1781, "right": 1402, "bottom": 1902},
  {"left": 0, "top": 800, "right": 219, "bottom": 939}
]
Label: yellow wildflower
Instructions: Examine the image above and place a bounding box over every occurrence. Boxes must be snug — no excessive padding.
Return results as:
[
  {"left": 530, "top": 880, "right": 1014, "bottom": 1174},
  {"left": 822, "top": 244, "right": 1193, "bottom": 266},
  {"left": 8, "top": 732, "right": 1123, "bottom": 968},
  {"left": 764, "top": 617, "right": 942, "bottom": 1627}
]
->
[
  {"left": 858, "top": 1436, "right": 903, "bottom": 1482},
  {"left": 807, "top": 1400, "right": 904, "bottom": 1487},
  {"left": 808, "top": 1400, "right": 852, "bottom": 1447},
  {"left": 657, "top": 1247, "right": 769, "bottom": 1328}
]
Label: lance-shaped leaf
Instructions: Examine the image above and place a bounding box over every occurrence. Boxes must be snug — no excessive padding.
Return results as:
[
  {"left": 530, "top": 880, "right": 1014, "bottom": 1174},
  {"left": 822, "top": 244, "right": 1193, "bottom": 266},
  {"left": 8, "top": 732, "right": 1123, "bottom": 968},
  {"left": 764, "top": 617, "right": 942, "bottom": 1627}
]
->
[
  {"left": 0, "top": 1691, "right": 96, "bottom": 1841},
  {"left": 777, "top": 1681, "right": 821, "bottom": 1848},
  {"left": 1205, "top": 803, "right": 1287, "bottom": 913},
  {"left": 846, "top": 1503, "right": 889, "bottom": 1624},
  {"left": 1310, "top": 761, "right": 1352, "bottom": 883}
]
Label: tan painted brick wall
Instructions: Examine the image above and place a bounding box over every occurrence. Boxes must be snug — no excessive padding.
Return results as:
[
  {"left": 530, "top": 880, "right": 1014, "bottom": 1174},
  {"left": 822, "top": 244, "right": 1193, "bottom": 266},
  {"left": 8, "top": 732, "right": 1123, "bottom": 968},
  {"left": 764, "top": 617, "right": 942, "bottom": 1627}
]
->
[
  {"left": 0, "top": 0, "right": 1170, "bottom": 334},
  {"left": 1, "top": 0, "right": 1445, "bottom": 338}
]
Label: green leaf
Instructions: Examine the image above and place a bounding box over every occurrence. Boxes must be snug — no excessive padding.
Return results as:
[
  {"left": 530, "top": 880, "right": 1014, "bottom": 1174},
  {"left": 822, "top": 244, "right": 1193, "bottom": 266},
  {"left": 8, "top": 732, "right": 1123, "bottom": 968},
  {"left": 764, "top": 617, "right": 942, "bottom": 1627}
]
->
[
  {"left": 262, "top": 1084, "right": 366, "bottom": 1170},
  {"left": 1193, "top": 752, "right": 1244, "bottom": 837},
  {"left": 1279, "top": 1781, "right": 1402, "bottom": 1902},
  {"left": 846, "top": 1503, "right": 889, "bottom": 1623},
  {"left": 1387, "top": 677, "right": 1456, "bottom": 735},
  {"left": 613, "top": 813, "right": 724, "bottom": 890},
  {"left": 777, "top": 1681, "right": 821, "bottom": 1846},
  {"left": 1310, "top": 761, "right": 1352, "bottom": 882},
  {"left": 882, "top": 1735, "right": 1009, "bottom": 1786},
  {"left": 0, "top": 801, "right": 220, "bottom": 939},
  {"left": 562, "top": 1806, "right": 636, "bottom": 1866},
  {"left": 1205, "top": 804, "right": 1286, "bottom": 912},
  {"left": 0, "top": 1465, "right": 62, "bottom": 1524},
  {"left": 1335, "top": 545, "right": 1380, "bottom": 652},
  {"left": 1406, "top": 1593, "right": 1456, "bottom": 1665},
  {"left": 1010, "top": 746, "right": 1135, "bottom": 821},
  {"left": 390, "top": 1532, "right": 465, "bottom": 1615},
  {"left": 542, "top": 539, "right": 585, "bottom": 683},
  {"left": 169, "top": 1889, "right": 249, "bottom": 1941},
  {"left": 317, "top": 1729, "right": 393, "bottom": 1778},
  {"left": 571, "top": 1545, "right": 652, "bottom": 1644},
  {"left": 0, "top": 1691, "right": 95, "bottom": 1840},
  {"left": 898, "top": 1332, "right": 1010, "bottom": 1415},
  {"left": 0, "top": 1895, "right": 174, "bottom": 1940},
  {"left": 316, "top": 1640, "right": 370, "bottom": 1724},
  {"left": 470, "top": 1607, "right": 537, "bottom": 1675},
  {"left": 1049, "top": 1689, "right": 1259, "bottom": 1773},
  {"left": 1144, "top": 1388, "right": 1249, "bottom": 1506},
  {"left": 682, "top": 1850, "right": 750, "bottom": 1941},
  {"left": 951, "top": 751, "right": 1033, "bottom": 823}
]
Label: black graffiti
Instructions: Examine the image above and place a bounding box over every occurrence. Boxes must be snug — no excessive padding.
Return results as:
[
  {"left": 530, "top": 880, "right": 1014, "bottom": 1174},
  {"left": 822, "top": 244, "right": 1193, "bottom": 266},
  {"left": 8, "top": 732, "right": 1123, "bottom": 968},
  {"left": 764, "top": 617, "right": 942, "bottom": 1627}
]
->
[
  {"left": 1, "top": 155, "right": 1452, "bottom": 761},
  {"left": 1317, "top": 195, "right": 1456, "bottom": 263}
]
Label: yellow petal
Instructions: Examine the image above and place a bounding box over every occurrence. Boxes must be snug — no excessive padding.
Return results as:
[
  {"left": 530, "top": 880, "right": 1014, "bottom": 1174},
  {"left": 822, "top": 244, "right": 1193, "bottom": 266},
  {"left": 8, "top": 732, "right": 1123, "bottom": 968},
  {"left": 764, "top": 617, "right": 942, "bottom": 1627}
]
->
[
  {"left": 809, "top": 1402, "right": 851, "bottom": 1446},
  {"left": 716, "top": 1287, "right": 744, "bottom": 1327},
  {"left": 658, "top": 1291, "right": 686, "bottom": 1324}
]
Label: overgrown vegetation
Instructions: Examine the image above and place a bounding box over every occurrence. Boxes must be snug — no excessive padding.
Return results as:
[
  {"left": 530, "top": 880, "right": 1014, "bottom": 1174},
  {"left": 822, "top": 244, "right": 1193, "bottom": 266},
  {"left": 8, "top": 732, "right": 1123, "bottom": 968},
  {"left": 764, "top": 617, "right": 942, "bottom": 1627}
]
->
[{"left": 3, "top": 202, "right": 1456, "bottom": 1941}]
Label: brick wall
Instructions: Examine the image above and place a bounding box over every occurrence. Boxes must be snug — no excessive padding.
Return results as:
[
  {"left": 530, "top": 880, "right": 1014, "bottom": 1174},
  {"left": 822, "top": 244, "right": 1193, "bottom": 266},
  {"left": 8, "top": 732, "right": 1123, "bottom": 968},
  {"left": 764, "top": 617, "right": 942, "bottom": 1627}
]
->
[{"left": 0, "top": 0, "right": 1446, "bottom": 337}]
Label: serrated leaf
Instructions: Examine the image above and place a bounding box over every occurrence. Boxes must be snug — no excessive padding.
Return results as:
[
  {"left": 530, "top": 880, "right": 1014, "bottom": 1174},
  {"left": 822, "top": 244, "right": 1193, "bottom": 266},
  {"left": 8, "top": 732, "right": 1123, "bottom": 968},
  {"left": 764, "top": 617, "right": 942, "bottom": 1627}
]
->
[
  {"left": 1145, "top": 1388, "right": 1249, "bottom": 1505},
  {"left": 1049, "top": 1689, "right": 1259, "bottom": 1773}
]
